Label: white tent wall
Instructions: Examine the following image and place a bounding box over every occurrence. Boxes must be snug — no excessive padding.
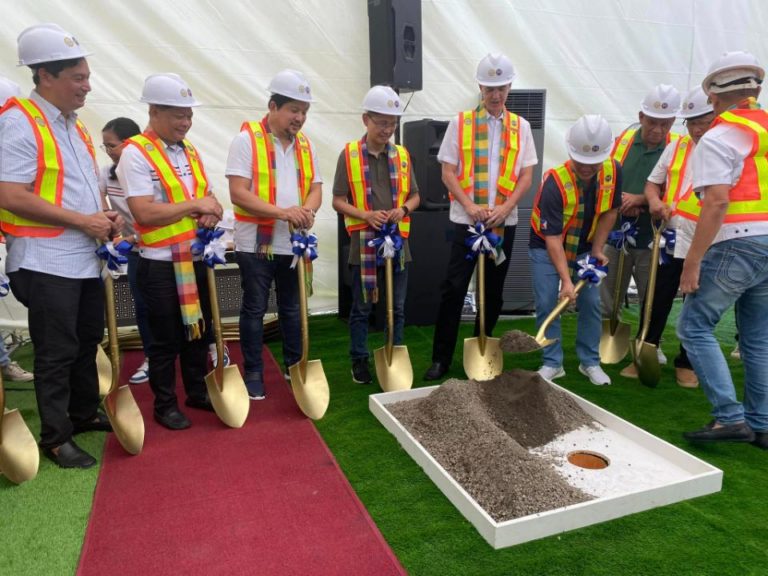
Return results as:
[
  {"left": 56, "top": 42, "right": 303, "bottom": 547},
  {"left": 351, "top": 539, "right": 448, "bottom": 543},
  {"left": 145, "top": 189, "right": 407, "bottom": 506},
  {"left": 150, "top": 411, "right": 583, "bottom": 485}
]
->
[{"left": 0, "top": 0, "right": 765, "bottom": 323}]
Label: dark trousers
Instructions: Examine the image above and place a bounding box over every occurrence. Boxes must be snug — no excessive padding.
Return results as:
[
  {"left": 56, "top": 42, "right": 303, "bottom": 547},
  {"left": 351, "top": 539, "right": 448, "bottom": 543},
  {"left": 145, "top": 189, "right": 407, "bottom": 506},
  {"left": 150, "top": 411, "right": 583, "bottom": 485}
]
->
[
  {"left": 126, "top": 251, "right": 153, "bottom": 356},
  {"left": 9, "top": 269, "right": 103, "bottom": 449},
  {"left": 431, "top": 223, "right": 516, "bottom": 365},
  {"left": 137, "top": 258, "right": 211, "bottom": 414},
  {"left": 636, "top": 257, "right": 691, "bottom": 369}
]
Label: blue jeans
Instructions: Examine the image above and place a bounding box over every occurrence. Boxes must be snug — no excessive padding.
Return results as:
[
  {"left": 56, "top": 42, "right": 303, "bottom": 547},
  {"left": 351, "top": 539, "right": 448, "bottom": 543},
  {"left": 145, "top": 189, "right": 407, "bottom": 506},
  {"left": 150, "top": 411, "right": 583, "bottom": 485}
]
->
[
  {"left": 0, "top": 338, "right": 10, "bottom": 367},
  {"left": 678, "top": 236, "right": 768, "bottom": 431},
  {"left": 349, "top": 263, "right": 409, "bottom": 361},
  {"left": 127, "top": 251, "right": 152, "bottom": 356},
  {"left": 529, "top": 248, "right": 602, "bottom": 368},
  {"left": 236, "top": 252, "right": 301, "bottom": 378}
]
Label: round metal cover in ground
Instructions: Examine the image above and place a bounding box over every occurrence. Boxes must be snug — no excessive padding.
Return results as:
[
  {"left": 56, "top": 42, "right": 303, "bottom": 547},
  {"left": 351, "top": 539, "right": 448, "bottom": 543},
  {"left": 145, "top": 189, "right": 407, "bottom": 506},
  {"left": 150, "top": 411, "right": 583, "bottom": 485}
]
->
[{"left": 567, "top": 450, "right": 610, "bottom": 469}]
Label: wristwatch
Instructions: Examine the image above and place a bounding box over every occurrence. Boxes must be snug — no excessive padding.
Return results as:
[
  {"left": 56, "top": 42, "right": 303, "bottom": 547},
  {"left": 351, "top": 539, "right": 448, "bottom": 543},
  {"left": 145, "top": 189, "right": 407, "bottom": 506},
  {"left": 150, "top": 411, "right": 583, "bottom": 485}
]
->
[{"left": 401, "top": 205, "right": 410, "bottom": 216}]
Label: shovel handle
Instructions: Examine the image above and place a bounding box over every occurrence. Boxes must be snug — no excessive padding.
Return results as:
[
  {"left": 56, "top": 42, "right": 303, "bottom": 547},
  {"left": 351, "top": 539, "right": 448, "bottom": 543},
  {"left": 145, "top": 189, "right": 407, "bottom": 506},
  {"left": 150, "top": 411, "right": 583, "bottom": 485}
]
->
[
  {"left": 296, "top": 251, "right": 309, "bottom": 373},
  {"left": 638, "top": 224, "right": 664, "bottom": 344},
  {"left": 0, "top": 371, "right": 5, "bottom": 443},
  {"left": 476, "top": 253, "right": 487, "bottom": 354},
  {"left": 534, "top": 279, "right": 587, "bottom": 343},
  {"left": 385, "top": 258, "right": 394, "bottom": 364},
  {"left": 103, "top": 274, "right": 121, "bottom": 396},
  {"left": 609, "top": 248, "right": 625, "bottom": 335},
  {"left": 206, "top": 266, "right": 226, "bottom": 387}
]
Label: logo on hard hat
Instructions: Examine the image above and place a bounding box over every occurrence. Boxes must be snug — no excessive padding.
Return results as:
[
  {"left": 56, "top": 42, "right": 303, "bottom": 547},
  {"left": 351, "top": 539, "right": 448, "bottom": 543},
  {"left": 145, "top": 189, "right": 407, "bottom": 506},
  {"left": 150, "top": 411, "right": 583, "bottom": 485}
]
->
[
  {"left": 653, "top": 101, "right": 661, "bottom": 109},
  {"left": 387, "top": 99, "right": 395, "bottom": 108},
  {"left": 64, "top": 37, "right": 75, "bottom": 47},
  {"left": 661, "top": 102, "right": 668, "bottom": 109},
  {"left": 180, "top": 89, "right": 187, "bottom": 97},
  {"left": 582, "top": 145, "right": 591, "bottom": 153},
  {"left": 299, "top": 85, "right": 310, "bottom": 95},
  {"left": 687, "top": 102, "right": 694, "bottom": 109},
  {"left": 592, "top": 145, "right": 600, "bottom": 152}
]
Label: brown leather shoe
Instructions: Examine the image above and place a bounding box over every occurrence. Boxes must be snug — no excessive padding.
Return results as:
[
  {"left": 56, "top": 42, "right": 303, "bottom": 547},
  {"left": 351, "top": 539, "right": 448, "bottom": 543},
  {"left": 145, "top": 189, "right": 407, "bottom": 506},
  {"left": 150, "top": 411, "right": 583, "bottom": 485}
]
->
[
  {"left": 619, "top": 362, "right": 638, "bottom": 379},
  {"left": 675, "top": 367, "right": 699, "bottom": 388}
]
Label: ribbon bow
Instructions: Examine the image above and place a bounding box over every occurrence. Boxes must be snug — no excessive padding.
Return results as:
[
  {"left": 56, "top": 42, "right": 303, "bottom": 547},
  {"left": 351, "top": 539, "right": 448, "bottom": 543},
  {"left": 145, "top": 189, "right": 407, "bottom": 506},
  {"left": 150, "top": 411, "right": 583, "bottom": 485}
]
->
[
  {"left": 658, "top": 228, "right": 676, "bottom": 265},
  {"left": 96, "top": 241, "right": 129, "bottom": 279},
  {"left": 367, "top": 223, "right": 402, "bottom": 265},
  {"left": 576, "top": 256, "right": 608, "bottom": 285},
  {"left": 464, "top": 222, "right": 501, "bottom": 261},
  {"left": 290, "top": 230, "right": 319, "bottom": 269},
  {"left": 192, "top": 227, "right": 227, "bottom": 268},
  {"left": 608, "top": 221, "right": 638, "bottom": 253}
]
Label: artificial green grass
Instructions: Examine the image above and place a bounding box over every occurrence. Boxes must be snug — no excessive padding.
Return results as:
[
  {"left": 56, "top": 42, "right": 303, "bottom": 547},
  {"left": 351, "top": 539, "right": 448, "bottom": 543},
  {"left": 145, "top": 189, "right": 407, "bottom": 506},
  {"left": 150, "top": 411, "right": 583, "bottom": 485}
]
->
[{"left": 2, "top": 304, "right": 767, "bottom": 575}]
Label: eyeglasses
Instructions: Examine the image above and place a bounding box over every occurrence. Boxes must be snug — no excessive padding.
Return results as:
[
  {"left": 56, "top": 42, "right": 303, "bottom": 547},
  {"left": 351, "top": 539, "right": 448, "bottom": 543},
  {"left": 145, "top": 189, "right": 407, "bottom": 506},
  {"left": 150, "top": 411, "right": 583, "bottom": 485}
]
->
[
  {"left": 367, "top": 116, "right": 399, "bottom": 130},
  {"left": 100, "top": 143, "right": 119, "bottom": 152}
]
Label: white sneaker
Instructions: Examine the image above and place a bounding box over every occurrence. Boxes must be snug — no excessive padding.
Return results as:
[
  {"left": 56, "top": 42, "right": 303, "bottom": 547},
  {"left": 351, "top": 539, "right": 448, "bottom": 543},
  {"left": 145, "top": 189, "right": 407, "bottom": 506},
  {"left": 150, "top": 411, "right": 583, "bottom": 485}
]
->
[
  {"left": 537, "top": 365, "right": 565, "bottom": 381},
  {"left": 657, "top": 348, "right": 667, "bottom": 365},
  {"left": 209, "top": 344, "right": 231, "bottom": 368},
  {"left": 1, "top": 361, "right": 34, "bottom": 382},
  {"left": 579, "top": 364, "right": 611, "bottom": 386},
  {"left": 129, "top": 358, "right": 149, "bottom": 384}
]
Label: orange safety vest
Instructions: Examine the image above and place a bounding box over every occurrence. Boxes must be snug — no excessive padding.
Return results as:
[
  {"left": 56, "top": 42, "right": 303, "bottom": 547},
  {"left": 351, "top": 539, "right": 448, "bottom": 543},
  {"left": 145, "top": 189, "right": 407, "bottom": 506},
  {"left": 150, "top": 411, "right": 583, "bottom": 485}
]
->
[
  {"left": 0, "top": 97, "right": 96, "bottom": 237},
  {"left": 124, "top": 133, "right": 209, "bottom": 247},
  {"left": 531, "top": 159, "right": 617, "bottom": 241},
  {"left": 611, "top": 126, "right": 680, "bottom": 165},
  {"left": 663, "top": 135, "right": 702, "bottom": 222},
  {"left": 343, "top": 140, "right": 411, "bottom": 237},
  {"left": 456, "top": 109, "right": 521, "bottom": 199},
  {"left": 233, "top": 121, "right": 315, "bottom": 224}
]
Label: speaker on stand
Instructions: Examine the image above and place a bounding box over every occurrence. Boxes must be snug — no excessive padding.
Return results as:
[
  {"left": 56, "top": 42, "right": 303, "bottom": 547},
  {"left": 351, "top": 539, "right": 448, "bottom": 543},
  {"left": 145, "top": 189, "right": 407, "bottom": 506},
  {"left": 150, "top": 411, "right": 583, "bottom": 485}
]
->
[{"left": 368, "top": 0, "right": 422, "bottom": 92}]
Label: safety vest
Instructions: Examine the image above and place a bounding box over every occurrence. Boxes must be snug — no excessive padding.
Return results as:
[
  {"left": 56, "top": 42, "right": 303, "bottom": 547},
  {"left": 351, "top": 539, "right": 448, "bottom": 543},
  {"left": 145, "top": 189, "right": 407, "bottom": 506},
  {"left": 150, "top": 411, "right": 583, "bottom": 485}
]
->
[
  {"left": 611, "top": 127, "right": 680, "bottom": 165},
  {"left": 0, "top": 97, "right": 96, "bottom": 237},
  {"left": 531, "top": 159, "right": 617, "bottom": 241},
  {"left": 709, "top": 108, "right": 768, "bottom": 223},
  {"left": 125, "top": 133, "right": 208, "bottom": 247},
  {"left": 456, "top": 109, "right": 521, "bottom": 199},
  {"left": 663, "top": 135, "right": 701, "bottom": 222},
  {"left": 233, "top": 121, "right": 315, "bottom": 224},
  {"left": 342, "top": 140, "right": 411, "bottom": 237}
]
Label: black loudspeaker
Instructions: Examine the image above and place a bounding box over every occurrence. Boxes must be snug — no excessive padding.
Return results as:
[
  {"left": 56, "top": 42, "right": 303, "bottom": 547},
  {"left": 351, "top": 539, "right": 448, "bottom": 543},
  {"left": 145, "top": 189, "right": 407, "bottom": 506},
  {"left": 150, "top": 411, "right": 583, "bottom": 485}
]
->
[
  {"left": 368, "top": 0, "right": 422, "bottom": 92},
  {"left": 337, "top": 213, "right": 353, "bottom": 319},
  {"left": 403, "top": 119, "right": 450, "bottom": 210}
]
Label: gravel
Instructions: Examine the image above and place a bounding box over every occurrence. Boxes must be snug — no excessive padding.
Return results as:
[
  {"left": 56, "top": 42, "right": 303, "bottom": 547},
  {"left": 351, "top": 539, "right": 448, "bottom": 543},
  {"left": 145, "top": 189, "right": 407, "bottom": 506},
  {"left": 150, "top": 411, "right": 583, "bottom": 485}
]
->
[{"left": 499, "top": 330, "right": 541, "bottom": 353}]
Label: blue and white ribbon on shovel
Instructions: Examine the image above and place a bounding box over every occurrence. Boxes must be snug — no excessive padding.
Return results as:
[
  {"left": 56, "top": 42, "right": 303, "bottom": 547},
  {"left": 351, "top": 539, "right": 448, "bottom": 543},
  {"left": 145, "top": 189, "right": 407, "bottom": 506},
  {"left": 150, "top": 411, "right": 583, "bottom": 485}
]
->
[
  {"left": 658, "top": 228, "right": 676, "bottom": 265},
  {"left": 367, "top": 223, "right": 402, "bottom": 264},
  {"left": 608, "top": 221, "right": 638, "bottom": 253},
  {"left": 290, "top": 229, "right": 319, "bottom": 269},
  {"left": 464, "top": 222, "right": 502, "bottom": 261},
  {"left": 576, "top": 256, "right": 608, "bottom": 285},
  {"left": 96, "top": 240, "right": 131, "bottom": 279},
  {"left": 192, "top": 227, "right": 227, "bottom": 268}
]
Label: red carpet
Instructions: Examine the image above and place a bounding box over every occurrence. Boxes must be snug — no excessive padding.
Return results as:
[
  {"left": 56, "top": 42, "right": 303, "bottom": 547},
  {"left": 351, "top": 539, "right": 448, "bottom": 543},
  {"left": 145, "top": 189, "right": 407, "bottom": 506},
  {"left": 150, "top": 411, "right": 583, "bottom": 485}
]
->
[{"left": 77, "top": 344, "right": 406, "bottom": 576}]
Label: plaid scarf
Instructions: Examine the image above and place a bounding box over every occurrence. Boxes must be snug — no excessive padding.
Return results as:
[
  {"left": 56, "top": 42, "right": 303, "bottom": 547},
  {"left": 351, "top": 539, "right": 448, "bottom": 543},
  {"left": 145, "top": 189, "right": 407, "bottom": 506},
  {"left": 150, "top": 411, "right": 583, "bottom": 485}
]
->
[
  {"left": 358, "top": 136, "right": 403, "bottom": 303},
  {"left": 563, "top": 165, "right": 586, "bottom": 272},
  {"left": 734, "top": 96, "right": 762, "bottom": 110},
  {"left": 255, "top": 117, "right": 279, "bottom": 256},
  {"left": 172, "top": 240, "right": 205, "bottom": 341},
  {"left": 472, "top": 106, "right": 507, "bottom": 238}
]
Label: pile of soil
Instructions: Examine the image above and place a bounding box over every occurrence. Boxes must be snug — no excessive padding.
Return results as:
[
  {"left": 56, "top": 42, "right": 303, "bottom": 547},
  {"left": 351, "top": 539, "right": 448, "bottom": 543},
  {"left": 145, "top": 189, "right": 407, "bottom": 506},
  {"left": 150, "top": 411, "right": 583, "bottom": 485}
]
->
[
  {"left": 499, "top": 330, "right": 541, "bottom": 353},
  {"left": 387, "top": 370, "right": 597, "bottom": 522}
]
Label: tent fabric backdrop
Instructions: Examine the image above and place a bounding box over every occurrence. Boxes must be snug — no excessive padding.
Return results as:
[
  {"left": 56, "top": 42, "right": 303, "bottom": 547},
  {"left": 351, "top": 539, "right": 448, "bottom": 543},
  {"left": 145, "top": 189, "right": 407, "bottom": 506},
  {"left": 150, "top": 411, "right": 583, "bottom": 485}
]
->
[{"left": 0, "top": 0, "right": 765, "bottom": 316}]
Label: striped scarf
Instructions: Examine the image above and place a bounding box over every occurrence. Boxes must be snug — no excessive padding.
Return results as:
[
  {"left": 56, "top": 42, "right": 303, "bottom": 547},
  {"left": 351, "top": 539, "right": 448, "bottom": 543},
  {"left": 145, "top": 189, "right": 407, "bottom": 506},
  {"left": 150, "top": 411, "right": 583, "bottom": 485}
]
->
[
  {"left": 359, "top": 137, "right": 403, "bottom": 303},
  {"left": 734, "top": 96, "right": 762, "bottom": 111},
  {"left": 255, "top": 117, "right": 279, "bottom": 256},
  {"left": 472, "top": 106, "right": 507, "bottom": 238},
  {"left": 171, "top": 241, "right": 204, "bottom": 341},
  {"left": 563, "top": 186, "right": 585, "bottom": 276}
]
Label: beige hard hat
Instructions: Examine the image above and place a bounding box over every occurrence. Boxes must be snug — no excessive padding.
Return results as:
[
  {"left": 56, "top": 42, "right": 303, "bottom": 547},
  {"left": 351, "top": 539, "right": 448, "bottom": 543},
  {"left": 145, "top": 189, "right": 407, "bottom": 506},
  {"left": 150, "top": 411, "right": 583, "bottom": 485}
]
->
[
  {"left": 566, "top": 114, "right": 613, "bottom": 164},
  {"left": 267, "top": 69, "right": 315, "bottom": 103},
  {"left": 0, "top": 76, "right": 21, "bottom": 105},
  {"left": 476, "top": 53, "right": 516, "bottom": 87},
  {"left": 140, "top": 73, "right": 201, "bottom": 107},
  {"left": 679, "top": 86, "right": 714, "bottom": 119},
  {"left": 702, "top": 51, "right": 764, "bottom": 95},
  {"left": 640, "top": 84, "right": 681, "bottom": 119},
  {"left": 17, "top": 23, "right": 91, "bottom": 67},
  {"left": 362, "top": 85, "right": 403, "bottom": 116}
]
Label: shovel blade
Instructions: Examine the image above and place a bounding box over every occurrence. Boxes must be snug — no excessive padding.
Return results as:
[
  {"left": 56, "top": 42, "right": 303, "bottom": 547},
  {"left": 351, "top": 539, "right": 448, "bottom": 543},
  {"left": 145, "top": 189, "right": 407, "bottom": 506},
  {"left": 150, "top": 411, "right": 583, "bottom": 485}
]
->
[
  {"left": 374, "top": 345, "right": 413, "bottom": 392},
  {"left": 0, "top": 409, "right": 39, "bottom": 484},
  {"left": 96, "top": 345, "right": 112, "bottom": 397},
  {"left": 289, "top": 359, "right": 330, "bottom": 420},
  {"left": 463, "top": 337, "right": 503, "bottom": 381},
  {"left": 104, "top": 386, "right": 145, "bottom": 455},
  {"left": 599, "top": 319, "right": 631, "bottom": 364},
  {"left": 205, "top": 365, "right": 250, "bottom": 428},
  {"left": 635, "top": 340, "right": 661, "bottom": 388}
]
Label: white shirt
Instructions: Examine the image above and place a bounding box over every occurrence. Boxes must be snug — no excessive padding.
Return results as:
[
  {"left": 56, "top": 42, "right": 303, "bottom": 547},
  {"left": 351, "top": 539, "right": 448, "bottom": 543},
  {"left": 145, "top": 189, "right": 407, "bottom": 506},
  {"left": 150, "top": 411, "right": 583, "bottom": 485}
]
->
[
  {"left": 437, "top": 110, "right": 538, "bottom": 226},
  {"left": 225, "top": 130, "right": 322, "bottom": 256},
  {"left": 692, "top": 121, "right": 768, "bottom": 243},
  {"left": 99, "top": 165, "right": 139, "bottom": 247},
  {"left": 116, "top": 140, "right": 211, "bottom": 262}
]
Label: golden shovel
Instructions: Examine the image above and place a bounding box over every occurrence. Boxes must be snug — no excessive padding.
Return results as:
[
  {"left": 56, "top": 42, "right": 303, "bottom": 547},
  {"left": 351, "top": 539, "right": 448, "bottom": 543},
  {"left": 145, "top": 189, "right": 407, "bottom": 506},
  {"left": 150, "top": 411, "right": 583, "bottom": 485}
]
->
[
  {"left": 599, "top": 248, "right": 631, "bottom": 364},
  {"left": 103, "top": 275, "right": 144, "bottom": 455},
  {"left": 288, "top": 253, "right": 329, "bottom": 420},
  {"left": 532, "top": 279, "right": 589, "bottom": 349},
  {"left": 463, "top": 253, "right": 503, "bottom": 381},
  {"left": 96, "top": 344, "right": 112, "bottom": 397},
  {"left": 204, "top": 265, "right": 250, "bottom": 428},
  {"left": 0, "top": 371, "right": 39, "bottom": 484},
  {"left": 374, "top": 258, "right": 413, "bottom": 392},
  {"left": 633, "top": 224, "right": 664, "bottom": 388}
]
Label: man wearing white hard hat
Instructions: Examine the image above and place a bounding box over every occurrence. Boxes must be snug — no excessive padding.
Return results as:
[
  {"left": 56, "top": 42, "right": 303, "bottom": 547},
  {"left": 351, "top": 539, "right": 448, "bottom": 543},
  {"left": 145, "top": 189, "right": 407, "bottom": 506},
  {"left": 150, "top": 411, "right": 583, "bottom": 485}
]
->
[
  {"left": 116, "top": 73, "right": 224, "bottom": 431},
  {"left": 424, "top": 53, "right": 538, "bottom": 381},
  {"left": 678, "top": 51, "right": 768, "bottom": 449},
  {"left": 0, "top": 24, "right": 122, "bottom": 469},
  {"left": 601, "top": 83, "right": 681, "bottom": 364},
  {"left": 332, "top": 85, "right": 420, "bottom": 384},
  {"left": 226, "top": 69, "right": 322, "bottom": 399},
  {"left": 618, "top": 87, "right": 716, "bottom": 386},
  {"left": 530, "top": 115, "right": 621, "bottom": 386}
]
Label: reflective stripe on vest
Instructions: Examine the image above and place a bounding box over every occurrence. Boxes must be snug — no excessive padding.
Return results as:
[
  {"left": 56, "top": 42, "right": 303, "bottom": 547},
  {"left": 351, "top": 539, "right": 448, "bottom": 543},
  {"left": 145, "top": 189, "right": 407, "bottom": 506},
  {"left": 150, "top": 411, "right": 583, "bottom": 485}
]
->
[
  {"left": 343, "top": 141, "right": 411, "bottom": 237},
  {"left": 233, "top": 121, "right": 315, "bottom": 224},
  {"left": 125, "top": 133, "right": 208, "bottom": 247},
  {"left": 611, "top": 127, "right": 681, "bottom": 165},
  {"left": 664, "top": 136, "right": 701, "bottom": 221},
  {"left": 456, "top": 109, "right": 521, "bottom": 199},
  {"left": 531, "top": 159, "right": 617, "bottom": 241}
]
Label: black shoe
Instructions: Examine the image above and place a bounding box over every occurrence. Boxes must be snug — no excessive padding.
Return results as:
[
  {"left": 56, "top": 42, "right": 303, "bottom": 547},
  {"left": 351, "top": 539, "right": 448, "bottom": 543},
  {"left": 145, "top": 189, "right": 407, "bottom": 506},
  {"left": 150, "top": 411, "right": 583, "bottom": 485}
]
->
[
  {"left": 184, "top": 396, "right": 215, "bottom": 412},
  {"left": 423, "top": 361, "right": 449, "bottom": 381},
  {"left": 683, "top": 420, "right": 755, "bottom": 443},
  {"left": 752, "top": 431, "right": 768, "bottom": 450},
  {"left": 351, "top": 359, "right": 373, "bottom": 384},
  {"left": 72, "top": 411, "right": 113, "bottom": 434},
  {"left": 154, "top": 408, "right": 191, "bottom": 430},
  {"left": 43, "top": 439, "right": 97, "bottom": 469}
]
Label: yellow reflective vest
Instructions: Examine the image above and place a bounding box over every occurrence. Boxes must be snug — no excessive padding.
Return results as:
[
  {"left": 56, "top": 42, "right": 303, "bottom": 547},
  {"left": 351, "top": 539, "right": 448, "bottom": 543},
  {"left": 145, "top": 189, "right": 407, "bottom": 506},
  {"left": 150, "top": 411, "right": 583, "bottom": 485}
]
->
[
  {"left": 611, "top": 127, "right": 680, "bottom": 165},
  {"left": 663, "top": 135, "right": 701, "bottom": 222}
]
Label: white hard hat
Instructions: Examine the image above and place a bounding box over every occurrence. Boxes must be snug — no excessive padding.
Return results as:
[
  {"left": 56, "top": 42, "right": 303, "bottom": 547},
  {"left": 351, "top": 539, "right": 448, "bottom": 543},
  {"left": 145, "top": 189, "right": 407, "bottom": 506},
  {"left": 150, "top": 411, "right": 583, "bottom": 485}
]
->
[
  {"left": 361, "top": 85, "right": 403, "bottom": 116},
  {"left": 17, "top": 23, "right": 91, "bottom": 67},
  {"left": 0, "top": 76, "right": 21, "bottom": 105},
  {"left": 267, "top": 69, "right": 315, "bottom": 103},
  {"left": 475, "top": 53, "right": 516, "bottom": 87},
  {"left": 701, "top": 51, "right": 765, "bottom": 95},
  {"left": 566, "top": 114, "right": 613, "bottom": 164},
  {"left": 640, "top": 84, "right": 681, "bottom": 119},
  {"left": 140, "top": 73, "right": 201, "bottom": 107},
  {"left": 679, "top": 86, "right": 714, "bottom": 119}
]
